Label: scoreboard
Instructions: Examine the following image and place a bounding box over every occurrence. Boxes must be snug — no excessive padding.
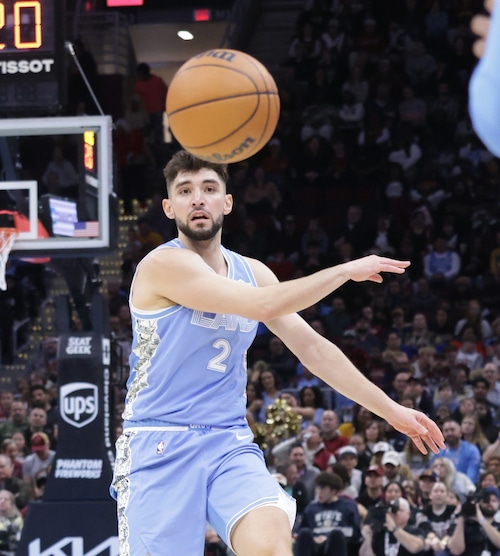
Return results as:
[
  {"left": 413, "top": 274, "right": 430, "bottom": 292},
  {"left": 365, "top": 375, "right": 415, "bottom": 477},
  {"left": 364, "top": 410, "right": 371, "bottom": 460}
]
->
[{"left": 0, "top": 0, "right": 66, "bottom": 112}]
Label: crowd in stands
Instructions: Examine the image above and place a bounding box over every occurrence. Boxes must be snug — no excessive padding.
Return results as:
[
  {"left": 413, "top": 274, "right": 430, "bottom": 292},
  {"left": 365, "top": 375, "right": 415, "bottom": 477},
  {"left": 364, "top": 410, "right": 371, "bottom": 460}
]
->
[{"left": 3, "top": 0, "right": 500, "bottom": 553}]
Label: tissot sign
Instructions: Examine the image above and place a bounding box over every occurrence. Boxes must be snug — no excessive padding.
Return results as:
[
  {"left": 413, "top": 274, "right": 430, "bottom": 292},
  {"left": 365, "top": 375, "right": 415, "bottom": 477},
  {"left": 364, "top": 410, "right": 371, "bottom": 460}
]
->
[{"left": 17, "top": 333, "right": 117, "bottom": 555}]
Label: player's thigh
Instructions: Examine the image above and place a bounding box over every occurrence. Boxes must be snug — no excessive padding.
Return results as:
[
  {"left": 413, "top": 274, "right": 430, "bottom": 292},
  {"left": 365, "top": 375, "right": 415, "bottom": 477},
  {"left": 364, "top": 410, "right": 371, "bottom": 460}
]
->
[
  {"left": 207, "top": 441, "right": 295, "bottom": 552},
  {"left": 113, "top": 429, "right": 207, "bottom": 555}
]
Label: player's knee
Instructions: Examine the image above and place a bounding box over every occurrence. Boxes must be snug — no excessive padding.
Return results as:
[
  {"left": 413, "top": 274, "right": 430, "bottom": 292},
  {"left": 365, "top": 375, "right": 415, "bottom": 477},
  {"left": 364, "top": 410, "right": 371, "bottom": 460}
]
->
[{"left": 230, "top": 506, "right": 293, "bottom": 556}]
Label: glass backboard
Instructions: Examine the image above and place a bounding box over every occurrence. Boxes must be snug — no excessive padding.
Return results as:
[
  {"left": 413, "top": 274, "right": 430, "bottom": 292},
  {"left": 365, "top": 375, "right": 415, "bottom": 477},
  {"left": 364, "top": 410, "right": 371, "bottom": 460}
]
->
[{"left": 0, "top": 115, "right": 116, "bottom": 257}]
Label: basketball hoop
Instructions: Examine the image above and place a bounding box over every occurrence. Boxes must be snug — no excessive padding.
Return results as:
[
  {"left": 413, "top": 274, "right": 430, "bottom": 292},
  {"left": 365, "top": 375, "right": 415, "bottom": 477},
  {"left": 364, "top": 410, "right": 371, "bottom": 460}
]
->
[{"left": 0, "top": 212, "right": 18, "bottom": 291}]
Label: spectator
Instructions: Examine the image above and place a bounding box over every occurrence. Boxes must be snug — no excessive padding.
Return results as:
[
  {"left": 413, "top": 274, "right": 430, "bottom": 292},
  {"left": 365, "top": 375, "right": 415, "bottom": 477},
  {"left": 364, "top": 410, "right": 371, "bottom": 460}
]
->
[
  {"left": 266, "top": 336, "right": 297, "bottom": 386},
  {"left": 30, "top": 385, "right": 58, "bottom": 433},
  {"left": 1, "top": 440, "right": 22, "bottom": 480},
  {"left": 430, "top": 457, "right": 475, "bottom": 502},
  {"left": 349, "top": 433, "right": 372, "bottom": 471},
  {"left": 357, "top": 466, "right": 384, "bottom": 518},
  {"left": 287, "top": 442, "right": 320, "bottom": 502},
  {"left": 0, "top": 489, "right": 23, "bottom": 554},
  {"left": 420, "top": 480, "right": 457, "bottom": 552},
  {"left": 337, "top": 445, "right": 363, "bottom": 496},
  {"left": 381, "top": 451, "right": 405, "bottom": 487},
  {"left": 402, "top": 313, "right": 436, "bottom": 356},
  {"left": 401, "top": 437, "right": 432, "bottom": 479},
  {"left": 41, "top": 145, "right": 79, "bottom": 200},
  {"left": 295, "top": 386, "right": 326, "bottom": 429},
  {"left": 360, "top": 496, "right": 426, "bottom": 556},
  {"left": 271, "top": 423, "right": 335, "bottom": 472},
  {"left": 275, "top": 462, "right": 309, "bottom": 520},
  {"left": 460, "top": 414, "right": 490, "bottom": 454},
  {"left": 456, "top": 331, "right": 484, "bottom": 371},
  {"left": 416, "top": 469, "right": 438, "bottom": 507},
  {"left": 423, "top": 236, "right": 462, "bottom": 291},
  {"left": 22, "top": 432, "right": 55, "bottom": 501},
  {"left": 433, "top": 419, "right": 481, "bottom": 484},
  {"left": 0, "top": 456, "right": 30, "bottom": 512},
  {"left": 324, "top": 296, "right": 352, "bottom": 340},
  {"left": 133, "top": 63, "right": 168, "bottom": 147},
  {"left": 320, "top": 410, "right": 350, "bottom": 457},
  {"left": 297, "top": 472, "right": 361, "bottom": 556},
  {"left": 454, "top": 299, "right": 493, "bottom": 341},
  {"left": 256, "top": 368, "right": 281, "bottom": 423},
  {"left": 0, "top": 402, "right": 28, "bottom": 441},
  {"left": 22, "top": 407, "right": 54, "bottom": 451},
  {"left": 447, "top": 486, "right": 500, "bottom": 556}
]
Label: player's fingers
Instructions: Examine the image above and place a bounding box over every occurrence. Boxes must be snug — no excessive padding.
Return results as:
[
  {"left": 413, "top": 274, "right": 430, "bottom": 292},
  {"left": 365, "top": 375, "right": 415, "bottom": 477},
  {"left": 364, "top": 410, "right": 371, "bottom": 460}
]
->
[
  {"left": 471, "top": 14, "right": 491, "bottom": 38},
  {"left": 485, "top": 0, "right": 495, "bottom": 14},
  {"left": 410, "top": 435, "right": 428, "bottom": 455},
  {"left": 368, "top": 274, "right": 383, "bottom": 283},
  {"left": 423, "top": 417, "right": 446, "bottom": 449},
  {"left": 379, "top": 258, "right": 411, "bottom": 267},
  {"left": 472, "top": 39, "right": 487, "bottom": 57}
]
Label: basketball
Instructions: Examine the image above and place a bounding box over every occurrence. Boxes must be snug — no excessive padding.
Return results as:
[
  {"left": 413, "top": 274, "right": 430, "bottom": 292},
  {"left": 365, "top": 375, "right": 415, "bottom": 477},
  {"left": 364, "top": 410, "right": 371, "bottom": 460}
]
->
[{"left": 165, "top": 49, "right": 280, "bottom": 164}]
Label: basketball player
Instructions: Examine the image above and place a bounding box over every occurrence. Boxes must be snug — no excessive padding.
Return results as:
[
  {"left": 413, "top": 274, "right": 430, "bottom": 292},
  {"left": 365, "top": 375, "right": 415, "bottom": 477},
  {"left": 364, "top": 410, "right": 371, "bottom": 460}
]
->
[
  {"left": 110, "top": 150, "right": 445, "bottom": 556},
  {"left": 470, "top": 0, "right": 500, "bottom": 155}
]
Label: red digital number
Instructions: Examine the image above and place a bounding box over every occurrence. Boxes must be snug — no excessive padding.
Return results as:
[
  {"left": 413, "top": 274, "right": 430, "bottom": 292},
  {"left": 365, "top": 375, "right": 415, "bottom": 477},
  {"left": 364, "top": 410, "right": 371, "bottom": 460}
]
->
[{"left": 0, "top": 1, "right": 42, "bottom": 50}]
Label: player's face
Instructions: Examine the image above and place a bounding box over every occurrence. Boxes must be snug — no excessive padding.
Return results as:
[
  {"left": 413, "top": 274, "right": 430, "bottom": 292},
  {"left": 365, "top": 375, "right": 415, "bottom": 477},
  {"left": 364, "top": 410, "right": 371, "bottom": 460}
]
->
[{"left": 163, "top": 169, "right": 233, "bottom": 242}]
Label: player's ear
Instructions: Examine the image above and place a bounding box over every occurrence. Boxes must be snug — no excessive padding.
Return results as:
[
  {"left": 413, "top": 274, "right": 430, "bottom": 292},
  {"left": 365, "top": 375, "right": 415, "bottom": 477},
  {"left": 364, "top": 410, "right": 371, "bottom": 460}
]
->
[
  {"left": 223, "top": 194, "right": 233, "bottom": 215},
  {"left": 162, "top": 198, "right": 175, "bottom": 220}
]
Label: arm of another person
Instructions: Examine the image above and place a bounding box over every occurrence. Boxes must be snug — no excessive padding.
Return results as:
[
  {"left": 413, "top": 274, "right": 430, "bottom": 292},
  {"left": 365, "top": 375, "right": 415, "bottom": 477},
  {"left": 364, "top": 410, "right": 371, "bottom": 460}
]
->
[
  {"left": 249, "top": 259, "right": 445, "bottom": 455},
  {"left": 447, "top": 517, "right": 466, "bottom": 555},
  {"left": 470, "top": 0, "right": 500, "bottom": 156},
  {"left": 477, "top": 504, "right": 500, "bottom": 549},
  {"left": 482, "top": 431, "right": 500, "bottom": 462},
  {"left": 359, "top": 525, "right": 376, "bottom": 556},
  {"left": 385, "top": 522, "right": 425, "bottom": 553}
]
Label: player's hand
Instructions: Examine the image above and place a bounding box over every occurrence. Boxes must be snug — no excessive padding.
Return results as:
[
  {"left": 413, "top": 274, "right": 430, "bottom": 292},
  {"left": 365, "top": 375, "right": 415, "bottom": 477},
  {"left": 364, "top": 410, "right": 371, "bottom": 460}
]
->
[
  {"left": 385, "top": 406, "right": 445, "bottom": 455},
  {"left": 345, "top": 255, "right": 410, "bottom": 284},
  {"left": 471, "top": 0, "right": 495, "bottom": 57}
]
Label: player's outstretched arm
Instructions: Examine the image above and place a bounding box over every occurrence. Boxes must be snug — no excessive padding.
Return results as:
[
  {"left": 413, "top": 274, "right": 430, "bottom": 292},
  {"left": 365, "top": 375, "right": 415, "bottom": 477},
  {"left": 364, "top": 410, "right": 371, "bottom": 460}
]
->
[
  {"left": 270, "top": 313, "right": 445, "bottom": 454},
  {"left": 249, "top": 262, "right": 445, "bottom": 455},
  {"left": 136, "top": 248, "right": 410, "bottom": 321}
]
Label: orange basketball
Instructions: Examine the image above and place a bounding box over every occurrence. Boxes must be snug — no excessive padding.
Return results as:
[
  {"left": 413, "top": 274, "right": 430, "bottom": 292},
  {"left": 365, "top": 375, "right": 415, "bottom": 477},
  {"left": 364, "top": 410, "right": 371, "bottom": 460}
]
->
[{"left": 166, "top": 49, "right": 280, "bottom": 164}]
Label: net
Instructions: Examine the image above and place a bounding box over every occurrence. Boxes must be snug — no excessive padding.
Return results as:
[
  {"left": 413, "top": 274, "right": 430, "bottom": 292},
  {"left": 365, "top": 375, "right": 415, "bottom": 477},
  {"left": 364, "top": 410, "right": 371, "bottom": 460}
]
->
[{"left": 0, "top": 227, "right": 17, "bottom": 291}]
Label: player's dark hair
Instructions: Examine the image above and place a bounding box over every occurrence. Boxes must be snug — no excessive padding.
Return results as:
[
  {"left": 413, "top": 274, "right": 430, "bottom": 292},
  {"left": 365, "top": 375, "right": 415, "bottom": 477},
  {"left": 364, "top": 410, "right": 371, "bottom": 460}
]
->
[{"left": 163, "top": 150, "right": 229, "bottom": 195}]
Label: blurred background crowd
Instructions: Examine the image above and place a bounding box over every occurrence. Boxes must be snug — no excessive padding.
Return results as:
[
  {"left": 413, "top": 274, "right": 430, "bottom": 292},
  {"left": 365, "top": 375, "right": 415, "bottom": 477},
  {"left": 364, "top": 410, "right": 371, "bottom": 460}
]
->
[{"left": 3, "top": 0, "right": 500, "bottom": 554}]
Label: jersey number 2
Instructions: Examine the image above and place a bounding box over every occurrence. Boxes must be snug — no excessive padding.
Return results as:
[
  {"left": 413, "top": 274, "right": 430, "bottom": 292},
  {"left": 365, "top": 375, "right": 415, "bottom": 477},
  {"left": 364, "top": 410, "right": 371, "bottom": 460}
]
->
[{"left": 208, "top": 339, "right": 231, "bottom": 373}]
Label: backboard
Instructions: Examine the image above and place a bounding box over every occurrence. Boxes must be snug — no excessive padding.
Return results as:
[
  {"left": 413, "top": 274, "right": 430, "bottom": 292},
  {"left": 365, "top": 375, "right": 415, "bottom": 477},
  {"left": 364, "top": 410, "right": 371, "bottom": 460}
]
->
[{"left": 0, "top": 115, "right": 117, "bottom": 257}]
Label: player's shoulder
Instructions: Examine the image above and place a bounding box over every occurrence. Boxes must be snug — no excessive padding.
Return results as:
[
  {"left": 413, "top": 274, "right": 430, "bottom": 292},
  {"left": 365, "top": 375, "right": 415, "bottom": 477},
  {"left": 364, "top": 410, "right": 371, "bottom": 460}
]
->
[{"left": 243, "top": 255, "right": 279, "bottom": 286}]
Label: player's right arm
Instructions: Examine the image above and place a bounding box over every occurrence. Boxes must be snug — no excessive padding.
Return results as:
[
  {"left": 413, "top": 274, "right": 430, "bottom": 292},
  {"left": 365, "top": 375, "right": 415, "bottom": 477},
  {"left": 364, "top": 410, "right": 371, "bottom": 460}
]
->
[{"left": 131, "top": 247, "right": 409, "bottom": 321}]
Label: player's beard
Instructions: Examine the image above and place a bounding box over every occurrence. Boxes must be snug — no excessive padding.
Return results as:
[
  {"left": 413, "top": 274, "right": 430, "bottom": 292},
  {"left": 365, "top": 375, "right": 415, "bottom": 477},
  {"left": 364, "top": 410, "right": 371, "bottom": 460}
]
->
[{"left": 176, "top": 213, "right": 224, "bottom": 241}]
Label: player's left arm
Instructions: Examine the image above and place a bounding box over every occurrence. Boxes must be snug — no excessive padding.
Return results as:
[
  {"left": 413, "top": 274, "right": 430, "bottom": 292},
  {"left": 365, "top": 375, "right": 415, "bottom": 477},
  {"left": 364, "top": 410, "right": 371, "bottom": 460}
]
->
[{"left": 248, "top": 258, "right": 445, "bottom": 455}]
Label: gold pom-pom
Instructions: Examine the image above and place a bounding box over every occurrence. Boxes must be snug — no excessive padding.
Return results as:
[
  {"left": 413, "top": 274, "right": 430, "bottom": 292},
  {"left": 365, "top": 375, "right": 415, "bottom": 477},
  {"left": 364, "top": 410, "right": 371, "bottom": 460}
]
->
[{"left": 254, "top": 397, "right": 302, "bottom": 450}]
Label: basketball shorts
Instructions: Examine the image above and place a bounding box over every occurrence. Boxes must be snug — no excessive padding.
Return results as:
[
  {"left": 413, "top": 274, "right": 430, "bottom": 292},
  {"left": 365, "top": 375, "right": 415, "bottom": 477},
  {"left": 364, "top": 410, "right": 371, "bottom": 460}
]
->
[{"left": 110, "top": 424, "right": 296, "bottom": 555}]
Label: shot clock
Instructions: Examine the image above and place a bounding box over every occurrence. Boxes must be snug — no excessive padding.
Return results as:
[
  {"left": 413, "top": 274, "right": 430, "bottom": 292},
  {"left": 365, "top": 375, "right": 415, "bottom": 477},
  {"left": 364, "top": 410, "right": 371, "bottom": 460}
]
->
[{"left": 0, "top": 0, "right": 66, "bottom": 113}]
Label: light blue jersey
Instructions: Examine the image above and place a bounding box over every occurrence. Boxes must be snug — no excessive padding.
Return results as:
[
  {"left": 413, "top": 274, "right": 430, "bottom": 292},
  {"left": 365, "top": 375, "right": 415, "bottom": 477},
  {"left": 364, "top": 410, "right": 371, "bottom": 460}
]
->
[
  {"left": 123, "top": 238, "right": 259, "bottom": 428},
  {"left": 111, "top": 238, "right": 296, "bottom": 555}
]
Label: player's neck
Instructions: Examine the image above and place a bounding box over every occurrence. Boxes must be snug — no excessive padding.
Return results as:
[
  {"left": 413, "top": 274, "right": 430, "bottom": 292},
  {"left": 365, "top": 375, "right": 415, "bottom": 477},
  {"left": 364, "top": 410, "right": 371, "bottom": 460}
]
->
[{"left": 180, "top": 233, "right": 227, "bottom": 276}]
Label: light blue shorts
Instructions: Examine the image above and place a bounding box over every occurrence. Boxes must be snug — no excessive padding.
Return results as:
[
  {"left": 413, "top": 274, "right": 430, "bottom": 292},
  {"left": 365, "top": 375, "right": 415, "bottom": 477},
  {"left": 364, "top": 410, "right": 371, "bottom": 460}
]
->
[{"left": 110, "top": 424, "right": 296, "bottom": 555}]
